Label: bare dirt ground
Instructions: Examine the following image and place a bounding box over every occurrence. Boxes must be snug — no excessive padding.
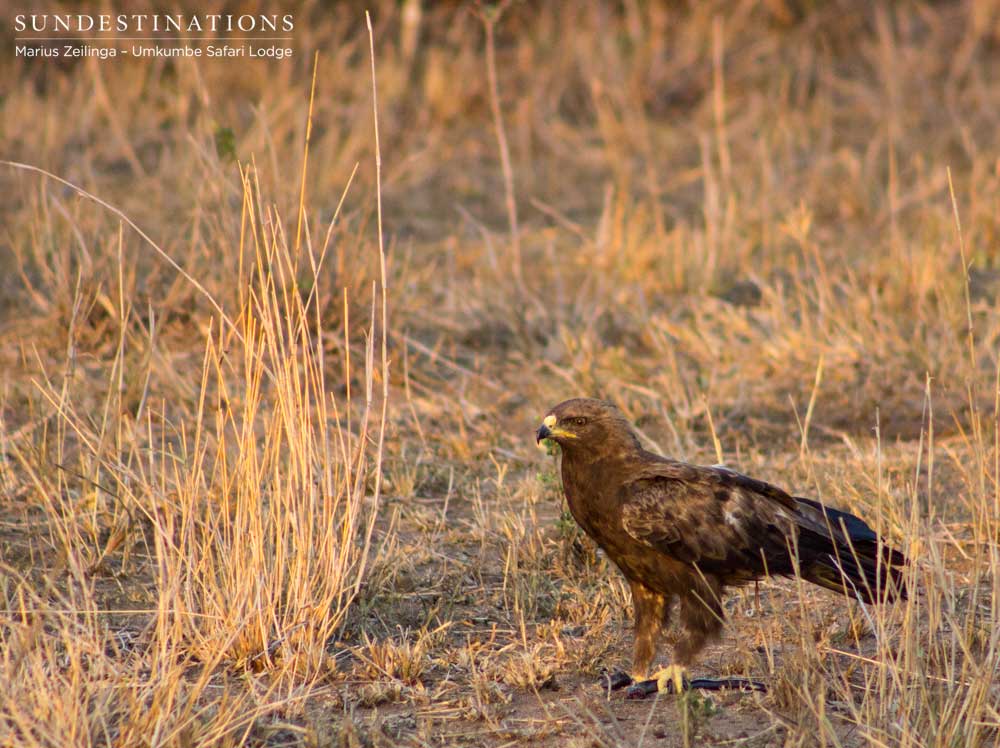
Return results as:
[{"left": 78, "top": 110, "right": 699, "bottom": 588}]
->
[{"left": 3, "top": 2, "right": 1000, "bottom": 746}]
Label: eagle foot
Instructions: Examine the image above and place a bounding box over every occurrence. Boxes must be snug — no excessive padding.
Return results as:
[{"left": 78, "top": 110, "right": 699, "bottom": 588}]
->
[
  {"left": 655, "top": 664, "right": 689, "bottom": 694},
  {"left": 621, "top": 665, "right": 687, "bottom": 699},
  {"left": 622, "top": 666, "right": 767, "bottom": 699}
]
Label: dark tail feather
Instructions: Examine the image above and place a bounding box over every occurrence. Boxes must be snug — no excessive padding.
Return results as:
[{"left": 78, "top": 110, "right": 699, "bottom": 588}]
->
[{"left": 795, "top": 497, "right": 908, "bottom": 604}]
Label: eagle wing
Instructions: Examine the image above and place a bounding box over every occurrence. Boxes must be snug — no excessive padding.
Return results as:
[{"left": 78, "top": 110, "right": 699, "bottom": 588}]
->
[
  {"left": 619, "top": 460, "right": 907, "bottom": 600},
  {"left": 618, "top": 461, "right": 802, "bottom": 569}
]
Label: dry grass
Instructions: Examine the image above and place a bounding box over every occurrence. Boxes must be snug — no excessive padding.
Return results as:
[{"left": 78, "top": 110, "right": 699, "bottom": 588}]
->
[{"left": 2, "top": 1, "right": 1000, "bottom": 746}]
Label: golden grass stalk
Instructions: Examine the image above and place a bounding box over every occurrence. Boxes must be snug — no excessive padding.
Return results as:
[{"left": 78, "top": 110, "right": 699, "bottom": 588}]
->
[{"left": 1, "top": 43, "right": 390, "bottom": 745}]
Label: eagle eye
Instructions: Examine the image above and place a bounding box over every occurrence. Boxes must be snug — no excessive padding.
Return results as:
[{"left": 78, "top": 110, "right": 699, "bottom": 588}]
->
[{"left": 572, "top": 417, "right": 588, "bottom": 426}]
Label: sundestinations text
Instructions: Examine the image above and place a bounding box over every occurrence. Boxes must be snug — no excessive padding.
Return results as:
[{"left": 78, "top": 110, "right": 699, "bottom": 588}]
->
[{"left": 14, "top": 14, "right": 294, "bottom": 33}]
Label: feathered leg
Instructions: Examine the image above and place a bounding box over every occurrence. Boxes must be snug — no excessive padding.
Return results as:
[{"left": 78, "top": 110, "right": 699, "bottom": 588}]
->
[
  {"left": 630, "top": 579, "right": 670, "bottom": 679},
  {"left": 605, "top": 580, "right": 668, "bottom": 692},
  {"left": 673, "top": 582, "right": 725, "bottom": 669},
  {"left": 631, "top": 576, "right": 728, "bottom": 697},
  {"left": 615, "top": 577, "right": 766, "bottom": 698}
]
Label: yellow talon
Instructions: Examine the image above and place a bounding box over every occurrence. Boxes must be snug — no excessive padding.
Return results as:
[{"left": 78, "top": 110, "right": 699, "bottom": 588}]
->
[{"left": 653, "top": 665, "right": 688, "bottom": 694}]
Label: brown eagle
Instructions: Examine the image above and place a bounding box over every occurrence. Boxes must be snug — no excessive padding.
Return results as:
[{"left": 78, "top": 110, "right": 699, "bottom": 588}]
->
[{"left": 536, "top": 398, "right": 907, "bottom": 696}]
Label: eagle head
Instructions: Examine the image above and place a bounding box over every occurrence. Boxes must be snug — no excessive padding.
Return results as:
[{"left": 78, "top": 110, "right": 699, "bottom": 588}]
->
[{"left": 536, "top": 398, "right": 639, "bottom": 455}]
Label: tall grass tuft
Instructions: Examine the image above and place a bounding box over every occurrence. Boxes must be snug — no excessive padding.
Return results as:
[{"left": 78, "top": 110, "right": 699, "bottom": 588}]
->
[{"left": 1, "top": 109, "right": 389, "bottom": 748}]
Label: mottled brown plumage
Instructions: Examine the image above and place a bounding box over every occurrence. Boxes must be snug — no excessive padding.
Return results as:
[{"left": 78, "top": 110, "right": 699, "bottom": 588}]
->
[{"left": 536, "top": 398, "right": 907, "bottom": 692}]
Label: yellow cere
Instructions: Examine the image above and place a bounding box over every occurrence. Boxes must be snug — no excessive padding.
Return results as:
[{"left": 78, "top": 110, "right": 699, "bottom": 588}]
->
[{"left": 537, "top": 414, "right": 558, "bottom": 452}]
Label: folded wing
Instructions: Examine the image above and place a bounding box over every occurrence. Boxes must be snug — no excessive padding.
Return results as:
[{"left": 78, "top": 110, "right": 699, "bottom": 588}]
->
[{"left": 619, "top": 462, "right": 907, "bottom": 602}]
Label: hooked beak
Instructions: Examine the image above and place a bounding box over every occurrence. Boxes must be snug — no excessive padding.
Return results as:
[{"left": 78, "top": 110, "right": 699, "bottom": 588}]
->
[
  {"left": 536, "top": 414, "right": 574, "bottom": 450},
  {"left": 536, "top": 414, "right": 558, "bottom": 446}
]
